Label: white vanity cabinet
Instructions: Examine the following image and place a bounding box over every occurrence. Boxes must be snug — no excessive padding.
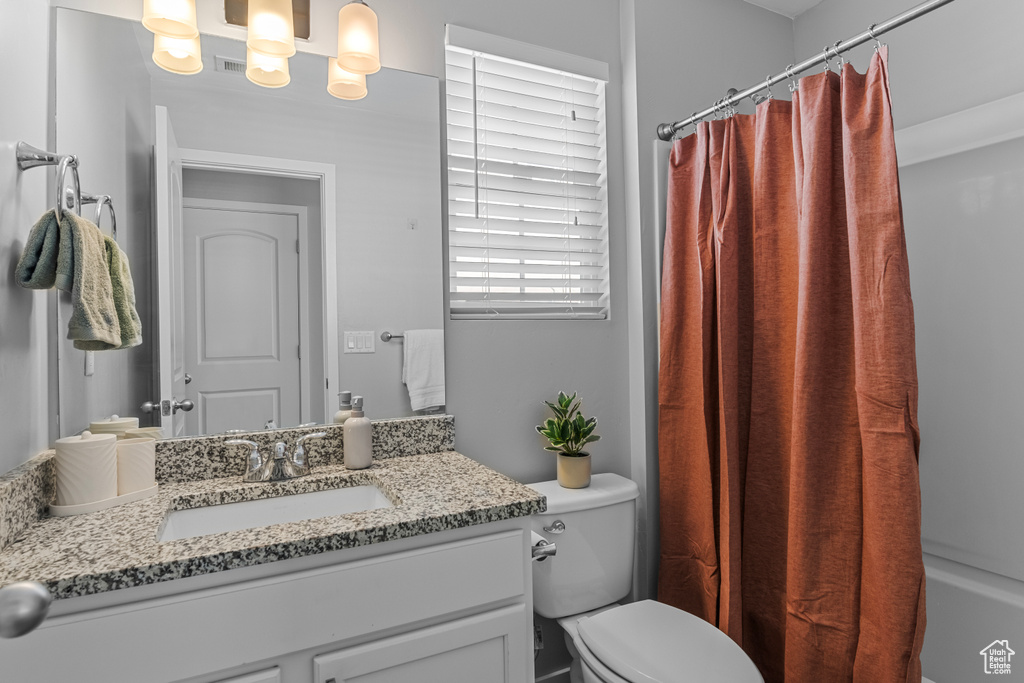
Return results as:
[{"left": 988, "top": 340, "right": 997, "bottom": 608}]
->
[{"left": 0, "top": 520, "right": 534, "bottom": 683}]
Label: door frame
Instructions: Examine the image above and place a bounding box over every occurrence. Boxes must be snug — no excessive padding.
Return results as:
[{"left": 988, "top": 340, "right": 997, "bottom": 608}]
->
[{"left": 177, "top": 148, "right": 339, "bottom": 423}]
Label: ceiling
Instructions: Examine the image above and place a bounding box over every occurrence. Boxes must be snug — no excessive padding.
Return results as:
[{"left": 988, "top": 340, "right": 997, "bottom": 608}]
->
[{"left": 742, "top": 0, "right": 825, "bottom": 19}]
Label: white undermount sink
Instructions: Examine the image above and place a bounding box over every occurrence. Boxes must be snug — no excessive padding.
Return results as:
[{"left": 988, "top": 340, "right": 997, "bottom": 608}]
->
[{"left": 158, "top": 485, "right": 393, "bottom": 542}]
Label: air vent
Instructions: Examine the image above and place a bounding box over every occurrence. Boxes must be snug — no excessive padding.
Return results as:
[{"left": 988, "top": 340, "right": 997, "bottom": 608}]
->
[{"left": 215, "top": 56, "right": 247, "bottom": 75}]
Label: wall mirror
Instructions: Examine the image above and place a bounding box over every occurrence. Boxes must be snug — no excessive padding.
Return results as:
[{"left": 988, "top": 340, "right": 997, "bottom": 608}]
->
[{"left": 54, "top": 8, "right": 444, "bottom": 438}]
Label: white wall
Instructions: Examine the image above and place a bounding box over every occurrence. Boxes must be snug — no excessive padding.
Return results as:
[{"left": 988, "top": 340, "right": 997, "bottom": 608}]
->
[
  {"left": 0, "top": 0, "right": 52, "bottom": 478},
  {"left": 54, "top": 8, "right": 155, "bottom": 435},
  {"left": 794, "top": 1, "right": 1024, "bottom": 680}
]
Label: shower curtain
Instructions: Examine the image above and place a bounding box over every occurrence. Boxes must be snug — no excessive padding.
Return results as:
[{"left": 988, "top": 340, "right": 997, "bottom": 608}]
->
[{"left": 658, "top": 48, "right": 925, "bottom": 683}]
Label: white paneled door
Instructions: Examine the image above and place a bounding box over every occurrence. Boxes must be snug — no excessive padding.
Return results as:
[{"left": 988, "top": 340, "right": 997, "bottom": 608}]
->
[
  {"left": 154, "top": 106, "right": 188, "bottom": 438},
  {"left": 182, "top": 199, "right": 302, "bottom": 434}
]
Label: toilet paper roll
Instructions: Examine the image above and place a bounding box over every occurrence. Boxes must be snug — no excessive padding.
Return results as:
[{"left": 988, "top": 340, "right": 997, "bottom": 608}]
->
[
  {"left": 116, "top": 437, "right": 156, "bottom": 495},
  {"left": 531, "top": 531, "right": 548, "bottom": 547},
  {"left": 54, "top": 431, "right": 117, "bottom": 506}
]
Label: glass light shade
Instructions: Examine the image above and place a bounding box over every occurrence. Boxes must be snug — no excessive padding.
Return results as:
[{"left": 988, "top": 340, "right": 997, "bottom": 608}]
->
[
  {"left": 142, "top": 0, "right": 198, "bottom": 39},
  {"left": 327, "top": 58, "right": 367, "bottom": 100},
  {"left": 337, "top": 1, "right": 380, "bottom": 75},
  {"left": 152, "top": 34, "right": 203, "bottom": 75},
  {"left": 247, "top": 0, "right": 296, "bottom": 59},
  {"left": 246, "top": 48, "right": 290, "bottom": 88}
]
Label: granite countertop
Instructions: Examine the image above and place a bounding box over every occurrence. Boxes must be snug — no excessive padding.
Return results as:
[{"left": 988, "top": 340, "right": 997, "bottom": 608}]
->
[{"left": 0, "top": 451, "right": 546, "bottom": 600}]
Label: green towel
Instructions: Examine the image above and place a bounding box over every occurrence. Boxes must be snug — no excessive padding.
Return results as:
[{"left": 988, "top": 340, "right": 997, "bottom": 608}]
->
[
  {"left": 17, "top": 209, "right": 122, "bottom": 349},
  {"left": 92, "top": 235, "right": 142, "bottom": 350},
  {"left": 15, "top": 209, "right": 71, "bottom": 290}
]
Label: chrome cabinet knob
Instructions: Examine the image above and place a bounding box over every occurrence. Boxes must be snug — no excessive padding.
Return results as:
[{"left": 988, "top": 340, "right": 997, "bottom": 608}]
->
[{"left": 0, "top": 581, "right": 52, "bottom": 638}]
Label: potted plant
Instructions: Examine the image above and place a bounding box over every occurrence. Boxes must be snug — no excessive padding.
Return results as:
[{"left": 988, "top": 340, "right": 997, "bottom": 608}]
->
[{"left": 536, "top": 391, "right": 600, "bottom": 488}]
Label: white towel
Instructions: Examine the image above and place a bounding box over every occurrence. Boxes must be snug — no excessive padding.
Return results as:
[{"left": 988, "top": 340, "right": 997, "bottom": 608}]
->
[{"left": 402, "top": 329, "right": 445, "bottom": 411}]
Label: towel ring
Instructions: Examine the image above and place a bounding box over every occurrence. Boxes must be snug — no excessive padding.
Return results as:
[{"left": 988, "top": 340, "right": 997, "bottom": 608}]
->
[
  {"left": 56, "top": 155, "right": 81, "bottom": 217},
  {"left": 80, "top": 193, "right": 117, "bottom": 241}
]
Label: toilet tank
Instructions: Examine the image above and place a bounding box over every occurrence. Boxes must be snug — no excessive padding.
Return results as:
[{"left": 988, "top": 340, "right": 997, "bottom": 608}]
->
[{"left": 528, "top": 473, "right": 640, "bottom": 619}]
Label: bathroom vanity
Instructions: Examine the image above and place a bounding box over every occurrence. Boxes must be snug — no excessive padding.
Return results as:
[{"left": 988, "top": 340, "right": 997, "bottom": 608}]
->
[{"left": 0, "top": 416, "right": 545, "bottom": 683}]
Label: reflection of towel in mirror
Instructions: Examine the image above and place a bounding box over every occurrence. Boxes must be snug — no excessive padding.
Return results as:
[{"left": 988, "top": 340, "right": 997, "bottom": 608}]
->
[
  {"left": 84, "top": 235, "right": 142, "bottom": 350},
  {"left": 16, "top": 209, "right": 122, "bottom": 349},
  {"left": 402, "top": 329, "right": 445, "bottom": 411}
]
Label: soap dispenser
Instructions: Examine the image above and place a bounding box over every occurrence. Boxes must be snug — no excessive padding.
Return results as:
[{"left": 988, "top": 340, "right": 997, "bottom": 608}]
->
[
  {"left": 333, "top": 391, "right": 353, "bottom": 424},
  {"left": 343, "top": 396, "right": 372, "bottom": 470}
]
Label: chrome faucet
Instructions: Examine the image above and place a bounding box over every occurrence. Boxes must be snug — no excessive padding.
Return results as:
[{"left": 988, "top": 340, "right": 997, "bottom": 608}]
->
[{"left": 228, "top": 432, "right": 327, "bottom": 482}]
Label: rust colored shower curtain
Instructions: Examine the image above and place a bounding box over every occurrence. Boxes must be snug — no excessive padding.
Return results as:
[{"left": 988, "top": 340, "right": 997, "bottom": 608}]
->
[{"left": 658, "top": 48, "right": 925, "bottom": 683}]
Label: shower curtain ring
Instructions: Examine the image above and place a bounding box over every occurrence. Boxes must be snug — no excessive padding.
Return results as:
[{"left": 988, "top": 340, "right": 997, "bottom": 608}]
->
[
  {"left": 822, "top": 45, "right": 833, "bottom": 72},
  {"left": 786, "top": 64, "right": 799, "bottom": 93},
  {"left": 868, "top": 23, "right": 885, "bottom": 53},
  {"left": 832, "top": 40, "right": 845, "bottom": 69}
]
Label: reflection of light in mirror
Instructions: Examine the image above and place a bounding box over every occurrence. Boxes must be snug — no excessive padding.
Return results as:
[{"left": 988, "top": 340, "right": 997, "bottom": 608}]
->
[
  {"left": 327, "top": 57, "right": 367, "bottom": 100},
  {"left": 153, "top": 34, "right": 203, "bottom": 75},
  {"left": 247, "top": 0, "right": 296, "bottom": 58},
  {"left": 142, "top": 0, "right": 198, "bottom": 40},
  {"left": 337, "top": 1, "right": 381, "bottom": 75},
  {"left": 246, "top": 48, "right": 291, "bottom": 88}
]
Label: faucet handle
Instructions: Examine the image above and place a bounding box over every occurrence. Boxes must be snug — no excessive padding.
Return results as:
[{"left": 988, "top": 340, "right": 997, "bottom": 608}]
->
[
  {"left": 227, "top": 439, "right": 263, "bottom": 481},
  {"left": 296, "top": 431, "right": 327, "bottom": 446},
  {"left": 293, "top": 432, "right": 327, "bottom": 468}
]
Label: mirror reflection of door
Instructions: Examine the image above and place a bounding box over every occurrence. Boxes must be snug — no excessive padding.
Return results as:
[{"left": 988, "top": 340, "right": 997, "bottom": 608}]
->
[
  {"left": 182, "top": 199, "right": 304, "bottom": 434},
  {"left": 154, "top": 106, "right": 188, "bottom": 438}
]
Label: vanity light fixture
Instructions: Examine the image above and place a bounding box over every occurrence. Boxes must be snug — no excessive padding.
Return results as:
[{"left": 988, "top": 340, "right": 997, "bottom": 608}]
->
[
  {"left": 142, "top": 0, "right": 198, "bottom": 40},
  {"left": 337, "top": 0, "right": 381, "bottom": 75},
  {"left": 327, "top": 58, "right": 367, "bottom": 100},
  {"left": 247, "top": 0, "right": 296, "bottom": 59},
  {"left": 152, "top": 33, "right": 203, "bottom": 74},
  {"left": 246, "top": 47, "right": 290, "bottom": 88}
]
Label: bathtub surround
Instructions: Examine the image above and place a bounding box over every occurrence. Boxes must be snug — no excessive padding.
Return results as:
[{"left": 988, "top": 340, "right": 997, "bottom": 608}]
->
[{"left": 659, "top": 50, "right": 924, "bottom": 681}]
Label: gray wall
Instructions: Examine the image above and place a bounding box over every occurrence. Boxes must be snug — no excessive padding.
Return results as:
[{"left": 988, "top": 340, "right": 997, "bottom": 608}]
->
[
  {"left": 795, "top": 1, "right": 1024, "bottom": 680},
  {"left": 0, "top": 0, "right": 52, "bottom": 479},
  {"left": 54, "top": 8, "right": 155, "bottom": 435}
]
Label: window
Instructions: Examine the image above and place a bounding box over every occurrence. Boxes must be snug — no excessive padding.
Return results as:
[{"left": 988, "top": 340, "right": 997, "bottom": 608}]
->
[{"left": 445, "top": 28, "right": 610, "bottom": 320}]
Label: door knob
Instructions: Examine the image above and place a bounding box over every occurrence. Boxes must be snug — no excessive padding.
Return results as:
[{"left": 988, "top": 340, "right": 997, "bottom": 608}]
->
[
  {"left": 184, "top": 373, "right": 192, "bottom": 385},
  {"left": 0, "top": 581, "right": 52, "bottom": 638},
  {"left": 140, "top": 401, "right": 159, "bottom": 414},
  {"left": 173, "top": 399, "right": 194, "bottom": 413}
]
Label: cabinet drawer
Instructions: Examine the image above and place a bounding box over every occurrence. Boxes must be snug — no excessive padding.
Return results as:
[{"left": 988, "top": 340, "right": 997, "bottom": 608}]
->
[{"left": 314, "top": 604, "right": 528, "bottom": 683}]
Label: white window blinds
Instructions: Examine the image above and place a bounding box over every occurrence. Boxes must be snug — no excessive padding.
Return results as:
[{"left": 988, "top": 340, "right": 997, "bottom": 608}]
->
[{"left": 445, "top": 40, "right": 610, "bottom": 320}]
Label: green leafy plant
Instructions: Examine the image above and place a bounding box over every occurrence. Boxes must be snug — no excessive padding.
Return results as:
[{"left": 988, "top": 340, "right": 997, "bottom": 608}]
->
[{"left": 536, "top": 391, "right": 600, "bottom": 456}]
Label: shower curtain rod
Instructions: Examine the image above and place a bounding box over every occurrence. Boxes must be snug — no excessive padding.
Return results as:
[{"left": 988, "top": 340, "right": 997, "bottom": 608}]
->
[{"left": 656, "top": 0, "right": 957, "bottom": 141}]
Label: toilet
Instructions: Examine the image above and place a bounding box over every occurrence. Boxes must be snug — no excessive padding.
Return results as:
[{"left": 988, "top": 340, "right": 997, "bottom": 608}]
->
[{"left": 529, "top": 473, "right": 763, "bottom": 683}]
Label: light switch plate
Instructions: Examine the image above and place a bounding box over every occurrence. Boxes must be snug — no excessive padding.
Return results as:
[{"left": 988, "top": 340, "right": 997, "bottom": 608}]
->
[{"left": 343, "top": 331, "right": 375, "bottom": 354}]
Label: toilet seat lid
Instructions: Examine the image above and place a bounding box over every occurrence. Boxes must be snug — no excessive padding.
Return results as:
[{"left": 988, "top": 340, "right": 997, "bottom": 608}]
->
[{"left": 576, "top": 600, "right": 763, "bottom": 683}]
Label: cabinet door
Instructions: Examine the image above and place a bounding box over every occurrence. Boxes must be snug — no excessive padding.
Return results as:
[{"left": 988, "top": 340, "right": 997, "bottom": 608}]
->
[{"left": 314, "top": 605, "right": 527, "bottom": 683}]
